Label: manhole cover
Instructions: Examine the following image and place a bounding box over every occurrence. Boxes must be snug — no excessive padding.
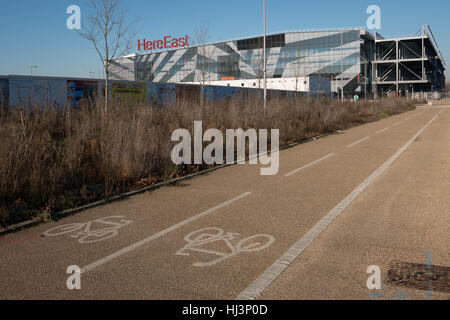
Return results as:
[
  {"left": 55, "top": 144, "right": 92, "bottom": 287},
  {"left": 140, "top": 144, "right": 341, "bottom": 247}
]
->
[{"left": 387, "top": 262, "right": 449, "bottom": 293}]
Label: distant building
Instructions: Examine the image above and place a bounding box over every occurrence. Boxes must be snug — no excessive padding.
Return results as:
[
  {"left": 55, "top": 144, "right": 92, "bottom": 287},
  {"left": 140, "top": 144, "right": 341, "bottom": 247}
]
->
[
  {"left": 111, "top": 26, "right": 446, "bottom": 97},
  {"left": 2, "top": 74, "right": 324, "bottom": 107}
]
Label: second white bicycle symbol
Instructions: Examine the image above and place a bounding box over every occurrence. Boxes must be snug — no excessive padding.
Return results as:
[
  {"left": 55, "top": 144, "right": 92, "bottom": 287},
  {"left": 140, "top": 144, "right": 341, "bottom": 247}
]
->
[
  {"left": 43, "top": 216, "right": 133, "bottom": 244},
  {"left": 176, "top": 227, "right": 275, "bottom": 267}
]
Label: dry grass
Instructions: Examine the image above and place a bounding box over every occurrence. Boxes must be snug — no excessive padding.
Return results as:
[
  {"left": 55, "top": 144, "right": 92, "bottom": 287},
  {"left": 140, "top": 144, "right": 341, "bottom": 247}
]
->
[
  {"left": 0, "top": 96, "right": 416, "bottom": 226},
  {"left": 438, "top": 97, "right": 450, "bottom": 104}
]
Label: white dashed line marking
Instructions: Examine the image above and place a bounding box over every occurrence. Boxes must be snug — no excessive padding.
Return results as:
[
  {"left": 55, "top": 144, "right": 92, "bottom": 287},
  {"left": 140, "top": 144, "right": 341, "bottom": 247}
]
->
[
  {"left": 284, "top": 153, "right": 335, "bottom": 177},
  {"left": 236, "top": 110, "right": 442, "bottom": 300},
  {"left": 376, "top": 127, "right": 390, "bottom": 134},
  {"left": 409, "top": 110, "right": 426, "bottom": 119},
  {"left": 346, "top": 136, "right": 369, "bottom": 148}
]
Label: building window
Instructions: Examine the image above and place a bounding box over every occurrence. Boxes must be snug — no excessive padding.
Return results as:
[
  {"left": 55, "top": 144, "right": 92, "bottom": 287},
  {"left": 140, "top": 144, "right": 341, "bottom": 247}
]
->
[
  {"left": 237, "top": 34, "right": 285, "bottom": 51},
  {"left": 218, "top": 55, "right": 241, "bottom": 79}
]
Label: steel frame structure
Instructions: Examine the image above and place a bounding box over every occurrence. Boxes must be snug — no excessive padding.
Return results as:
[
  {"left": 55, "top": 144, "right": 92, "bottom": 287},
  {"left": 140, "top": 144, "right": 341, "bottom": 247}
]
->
[{"left": 372, "top": 25, "right": 446, "bottom": 98}]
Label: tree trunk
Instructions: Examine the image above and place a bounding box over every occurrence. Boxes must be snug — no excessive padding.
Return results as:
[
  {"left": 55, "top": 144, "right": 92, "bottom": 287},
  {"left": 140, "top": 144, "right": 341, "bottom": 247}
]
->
[
  {"left": 105, "top": 70, "right": 109, "bottom": 112},
  {"left": 200, "top": 85, "right": 204, "bottom": 106}
]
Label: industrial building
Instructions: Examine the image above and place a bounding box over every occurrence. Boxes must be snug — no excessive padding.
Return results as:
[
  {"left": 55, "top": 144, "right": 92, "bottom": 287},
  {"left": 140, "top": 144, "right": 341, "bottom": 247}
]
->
[
  {"left": 111, "top": 25, "right": 446, "bottom": 98},
  {"left": 1, "top": 74, "right": 323, "bottom": 108},
  {"left": 372, "top": 26, "right": 446, "bottom": 97}
]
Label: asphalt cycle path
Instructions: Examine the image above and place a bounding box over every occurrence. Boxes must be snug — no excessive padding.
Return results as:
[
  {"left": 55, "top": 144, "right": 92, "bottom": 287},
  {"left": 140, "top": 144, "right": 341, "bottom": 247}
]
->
[{"left": 1, "top": 105, "right": 447, "bottom": 299}]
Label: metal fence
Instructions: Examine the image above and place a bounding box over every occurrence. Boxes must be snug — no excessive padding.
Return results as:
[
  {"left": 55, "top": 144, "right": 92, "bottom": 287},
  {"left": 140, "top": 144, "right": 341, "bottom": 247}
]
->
[{"left": 404, "top": 92, "right": 450, "bottom": 101}]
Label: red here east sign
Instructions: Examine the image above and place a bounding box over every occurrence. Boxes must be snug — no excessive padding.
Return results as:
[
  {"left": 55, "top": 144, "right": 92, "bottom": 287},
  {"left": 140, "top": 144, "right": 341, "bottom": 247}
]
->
[{"left": 138, "top": 35, "right": 190, "bottom": 51}]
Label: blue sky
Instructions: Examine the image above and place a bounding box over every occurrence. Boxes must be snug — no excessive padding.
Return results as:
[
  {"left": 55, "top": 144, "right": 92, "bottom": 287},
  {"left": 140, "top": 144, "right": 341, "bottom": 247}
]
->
[{"left": 0, "top": 0, "right": 449, "bottom": 78}]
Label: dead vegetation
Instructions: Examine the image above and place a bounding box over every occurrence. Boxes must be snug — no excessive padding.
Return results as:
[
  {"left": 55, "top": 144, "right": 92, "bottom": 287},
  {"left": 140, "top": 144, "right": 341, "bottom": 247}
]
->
[{"left": 0, "top": 96, "right": 416, "bottom": 226}]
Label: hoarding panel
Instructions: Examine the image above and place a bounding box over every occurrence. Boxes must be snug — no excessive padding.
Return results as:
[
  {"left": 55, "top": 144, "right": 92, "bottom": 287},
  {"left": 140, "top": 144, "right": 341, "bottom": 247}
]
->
[
  {"left": 111, "top": 82, "right": 146, "bottom": 103},
  {"left": 67, "top": 80, "right": 98, "bottom": 107}
]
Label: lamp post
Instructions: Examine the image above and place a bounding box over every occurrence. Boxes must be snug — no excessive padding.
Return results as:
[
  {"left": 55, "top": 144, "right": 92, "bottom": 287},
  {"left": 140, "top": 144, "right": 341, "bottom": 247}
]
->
[
  {"left": 263, "top": 0, "right": 267, "bottom": 109},
  {"left": 340, "top": 33, "right": 344, "bottom": 102},
  {"left": 30, "top": 65, "right": 38, "bottom": 76}
]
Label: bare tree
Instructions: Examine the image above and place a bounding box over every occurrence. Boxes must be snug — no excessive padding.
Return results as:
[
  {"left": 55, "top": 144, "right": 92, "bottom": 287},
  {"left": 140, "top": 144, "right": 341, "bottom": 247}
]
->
[
  {"left": 254, "top": 53, "right": 264, "bottom": 89},
  {"left": 80, "top": 0, "right": 136, "bottom": 112},
  {"left": 314, "top": 74, "right": 327, "bottom": 98},
  {"left": 194, "top": 23, "right": 216, "bottom": 105},
  {"left": 293, "top": 47, "right": 303, "bottom": 93}
]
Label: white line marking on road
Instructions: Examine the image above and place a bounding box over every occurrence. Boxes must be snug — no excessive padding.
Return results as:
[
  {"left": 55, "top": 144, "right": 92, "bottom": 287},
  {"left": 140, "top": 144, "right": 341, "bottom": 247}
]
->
[
  {"left": 284, "top": 153, "right": 335, "bottom": 177},
  {"left": 236, "top": 110, "right": 443, "bottom": 300},
  {"left": 176, "top": 227, "right": 275, "bottom": 267},
  {"left": 346, "top": 136, "right": 369, "bottom": 148},
  {"left": 376, "top": 127, "right": 390, "bottom": 134},
  {"left": 392, "top": 121, "right": 402, "bottom": 127},
  {"left": 410, "top": 110, "right": 426, "bottom": 119},
  {"left": 43, "top": 216, "right": 133, "bottom": 244},
  {"left": 80, "top": 192, "right": 251, "bottom": 272}
]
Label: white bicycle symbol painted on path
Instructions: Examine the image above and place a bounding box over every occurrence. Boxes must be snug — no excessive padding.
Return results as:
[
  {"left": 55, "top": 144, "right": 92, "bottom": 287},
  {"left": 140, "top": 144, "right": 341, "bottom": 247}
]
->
[
  {"left": 176, "top": 227, "right": 275, "bottom": 267},
  {"left": 43, "top": 216, "right": 133, "bottom": 244}
]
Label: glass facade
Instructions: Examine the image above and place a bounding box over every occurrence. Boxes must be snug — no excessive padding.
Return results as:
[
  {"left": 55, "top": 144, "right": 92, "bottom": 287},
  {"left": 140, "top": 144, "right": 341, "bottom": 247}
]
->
[{"left": 111, "top": 29, "right": 368, "bottom": 93}]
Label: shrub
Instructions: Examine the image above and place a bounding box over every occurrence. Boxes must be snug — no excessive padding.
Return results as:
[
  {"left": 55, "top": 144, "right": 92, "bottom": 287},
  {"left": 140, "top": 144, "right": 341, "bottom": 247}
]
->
[{"left": 0, "top": 97, "right": 415, "bottom": 226}]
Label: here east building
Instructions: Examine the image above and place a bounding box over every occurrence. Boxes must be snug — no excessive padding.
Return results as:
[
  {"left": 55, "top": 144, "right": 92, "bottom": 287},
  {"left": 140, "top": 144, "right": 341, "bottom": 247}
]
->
[{"left": 110, "top": 26, "right": 446, "bottom": 97}]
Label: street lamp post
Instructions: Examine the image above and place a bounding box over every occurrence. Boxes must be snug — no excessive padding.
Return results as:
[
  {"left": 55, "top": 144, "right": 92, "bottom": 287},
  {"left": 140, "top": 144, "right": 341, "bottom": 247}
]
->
[
  {"left": 340, "top": 33, "right": 344, "bottom": 102},
  {"left": 263, "top": 0, "right": 267, "bottom": 109},
  {"left": 30, "top": 65, "right": 38, "bottom": 76}
]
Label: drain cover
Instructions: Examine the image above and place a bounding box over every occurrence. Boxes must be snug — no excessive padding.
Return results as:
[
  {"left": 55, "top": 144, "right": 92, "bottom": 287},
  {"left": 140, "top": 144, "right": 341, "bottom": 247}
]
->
[{"left": 387, "top": 262, "right": 449, "bottom": 293}]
